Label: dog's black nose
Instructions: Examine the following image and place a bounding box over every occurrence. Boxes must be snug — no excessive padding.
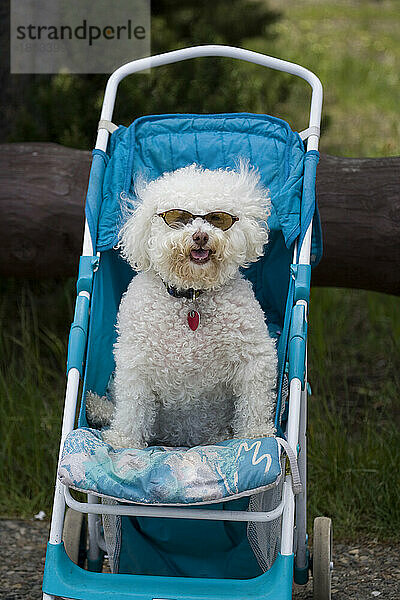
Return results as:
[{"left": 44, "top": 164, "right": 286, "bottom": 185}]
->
[{"left": 192, "top": 230, "right": 209, "bottom": 246}]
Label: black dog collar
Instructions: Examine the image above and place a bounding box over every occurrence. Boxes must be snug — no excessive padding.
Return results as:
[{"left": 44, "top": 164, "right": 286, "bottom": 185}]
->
[{"left": 164, "top": 282, "right": 203, "bottom": 301}]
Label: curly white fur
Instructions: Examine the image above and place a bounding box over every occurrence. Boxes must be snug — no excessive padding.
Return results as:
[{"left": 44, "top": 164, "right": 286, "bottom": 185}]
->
[{"left": 97, "top": 162, "right": 277, "bottom": 449}]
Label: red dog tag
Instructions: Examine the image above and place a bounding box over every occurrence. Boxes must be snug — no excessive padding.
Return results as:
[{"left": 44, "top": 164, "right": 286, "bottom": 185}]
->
[{"left": 187, "top": 310, "right": 200, "bottom": 331}]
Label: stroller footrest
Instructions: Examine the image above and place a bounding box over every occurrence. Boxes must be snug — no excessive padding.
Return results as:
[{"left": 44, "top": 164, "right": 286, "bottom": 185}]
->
[{"left": 43, "top": 542, "right": 294, "bottom": 600}]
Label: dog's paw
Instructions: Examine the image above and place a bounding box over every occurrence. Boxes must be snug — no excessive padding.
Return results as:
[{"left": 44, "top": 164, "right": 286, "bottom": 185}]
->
[
  {"left": 86, "top": 391, "right": 114, "bottom": 428},
  {"left": 248, "top": 430, "right": 276, "bottom": 439},
  {"left": 102, "top": 429, "right": 147, "bottom": 450},
  {"left": 235, "top": 424, "right": 276, "bottom": 439}
]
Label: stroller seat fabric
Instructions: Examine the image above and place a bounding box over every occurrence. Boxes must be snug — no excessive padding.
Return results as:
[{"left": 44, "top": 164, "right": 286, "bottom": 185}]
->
[{"left": 59, "top": 428, "right": 282, "bottom": 505}]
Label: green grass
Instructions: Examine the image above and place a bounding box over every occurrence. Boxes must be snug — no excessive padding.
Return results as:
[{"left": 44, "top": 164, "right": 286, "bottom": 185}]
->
[
  {"left": 308, "top": 400, "right": 400, "bottom": 540},
  {"left": 307, "top": 288, "right": 400, "bottom": 539},
  {"left": 0, "top": 279, "right": 74, "bottom": 516},
  {"left": 268, "top": 0, "right": 400, "bottom": 157}
]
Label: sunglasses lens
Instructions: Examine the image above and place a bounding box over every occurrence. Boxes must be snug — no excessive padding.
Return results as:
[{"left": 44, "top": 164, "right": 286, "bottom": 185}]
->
[
  {"left": 164, "top": 209, "right": 193, "bottom": 227},
  {"left": 161, "top": 210, "right": 237, "bottom": 231},
  {"left": 205, "top": 212, "right": 234, "bottom": 231}
]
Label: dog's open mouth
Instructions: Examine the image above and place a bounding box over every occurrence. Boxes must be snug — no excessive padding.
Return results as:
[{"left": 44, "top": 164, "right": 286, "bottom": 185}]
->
[{"left": 190, "top": 248, "right": 211, "bottom": 264}]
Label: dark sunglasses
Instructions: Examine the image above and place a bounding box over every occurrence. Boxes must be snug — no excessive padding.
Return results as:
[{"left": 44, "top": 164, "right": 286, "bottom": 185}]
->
[{"left": 158, "top": 209, "right": 239, "bottom": 231}]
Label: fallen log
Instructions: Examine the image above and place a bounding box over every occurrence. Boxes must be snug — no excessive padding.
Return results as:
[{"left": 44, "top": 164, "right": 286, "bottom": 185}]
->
[
  {"left": 0, "top": 143, "right": 399, "bottom": 295},
  {"left": 0, "top": 143, "right": 88, "bottom": 279},
  {"left": 315, "top": 154, "right": 400, "bottom": 295}
]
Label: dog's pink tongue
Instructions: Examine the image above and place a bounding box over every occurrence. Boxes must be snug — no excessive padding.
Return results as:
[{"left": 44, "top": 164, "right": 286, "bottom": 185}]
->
[{"left": 191, "top": 249, "right": 209, "bottom": 259}]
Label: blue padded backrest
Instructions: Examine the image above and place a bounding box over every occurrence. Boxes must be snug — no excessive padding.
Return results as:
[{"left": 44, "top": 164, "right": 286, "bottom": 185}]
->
[{"left": 96, "top": 113, "right": 306, "bottom": 252}]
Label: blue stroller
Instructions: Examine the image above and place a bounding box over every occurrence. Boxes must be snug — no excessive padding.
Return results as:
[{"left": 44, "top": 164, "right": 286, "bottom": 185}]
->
[{"left": 42, "top": 46, "right": 332, "bottom": 600}]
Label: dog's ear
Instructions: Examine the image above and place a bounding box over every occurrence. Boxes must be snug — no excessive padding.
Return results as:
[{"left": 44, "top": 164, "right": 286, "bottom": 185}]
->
[
  {"left": 240, "top": 212, "right": 270, "bottom": 264},
  {"left": 235, "top": 161, "right": 271, "bottom": 264},
  {"left": 117, "top": 180, "right": 155, "bottom": 271}
]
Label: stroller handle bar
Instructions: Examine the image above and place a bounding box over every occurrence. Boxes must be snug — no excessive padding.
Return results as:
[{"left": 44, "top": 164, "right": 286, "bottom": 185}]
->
[{"left": 95, "top": 44, "right": 323, "bottom": 152}]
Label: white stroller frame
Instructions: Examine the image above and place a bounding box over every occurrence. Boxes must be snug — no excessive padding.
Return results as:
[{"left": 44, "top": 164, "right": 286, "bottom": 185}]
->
[{"left": 44, "top": 45, "right": 323, "bottom": 600}]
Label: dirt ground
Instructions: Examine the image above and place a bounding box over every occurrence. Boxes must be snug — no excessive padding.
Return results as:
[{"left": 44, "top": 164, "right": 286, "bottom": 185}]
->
[{"left": 1, "top": 519, "right": 399, "bottom": 599}]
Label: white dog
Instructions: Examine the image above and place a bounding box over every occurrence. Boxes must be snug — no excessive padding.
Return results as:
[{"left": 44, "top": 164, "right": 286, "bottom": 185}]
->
[{"left": 88, "top": 163, "right": 277, "bottom": 449}]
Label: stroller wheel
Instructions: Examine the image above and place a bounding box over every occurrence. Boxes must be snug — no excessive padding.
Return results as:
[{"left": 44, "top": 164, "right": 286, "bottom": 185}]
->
[
  {"left": 62, "top": 508, "right": 87, "bottom": 567},
  {"left": 312, "top": 517, "right": 333, "bottom": 600}
]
